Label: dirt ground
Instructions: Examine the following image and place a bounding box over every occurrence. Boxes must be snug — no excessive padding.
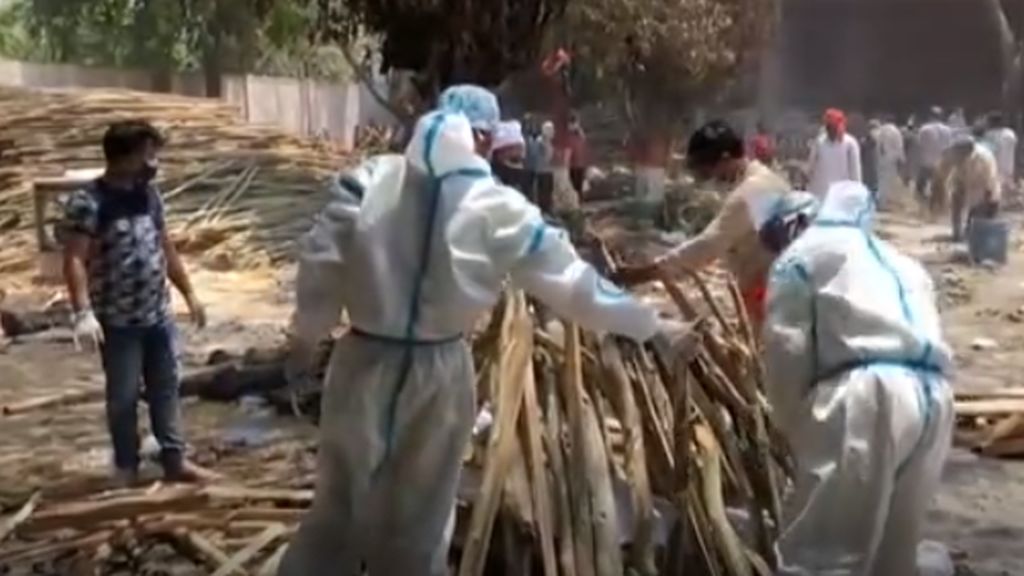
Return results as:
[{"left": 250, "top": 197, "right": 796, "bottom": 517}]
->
[{"left": 2, "top": 205, "right": 1024, "bottom": 574}]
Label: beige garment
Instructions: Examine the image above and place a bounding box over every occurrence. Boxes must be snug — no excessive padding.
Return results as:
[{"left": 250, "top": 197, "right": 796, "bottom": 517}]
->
[
  {"left": 934, "top": 143, "right": 1001, "bottom": 212},
  {"left": 656, "top": 160, "right": 790, "bottom": 289},
  {"left": 552, "top": 166, "right": 579, "bottom": 212}
]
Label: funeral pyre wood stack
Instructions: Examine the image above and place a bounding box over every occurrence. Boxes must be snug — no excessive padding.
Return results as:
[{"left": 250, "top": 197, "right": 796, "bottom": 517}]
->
[
  {"left": 0, "top": 269, "right": 791, "bottom": 575},
  {"left": 457, "top": 280, "right": 790, "bottom": 576},
  {"left": 0, "top": 86, "right": 352, "bottom": 276}
]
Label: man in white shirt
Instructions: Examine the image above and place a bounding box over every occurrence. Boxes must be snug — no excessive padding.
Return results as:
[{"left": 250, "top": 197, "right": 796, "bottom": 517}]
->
[
  {"left": 933, "top": 134, "right": 1001, "bottom": 241},
  {"left": 808, "top": 108, "right": 862, "bottom": 198},
  {"left": 984, "top": 112, "right": 1018, "bottom": 196},
  {"left": 949, "top": 107, "right": 968, "bottom": 137},
  {"left": 874, "top": 117, "right": 905, "bottom": 203},
  {"left": 916, "top": 107, "right": 954, "bottom": 203}
]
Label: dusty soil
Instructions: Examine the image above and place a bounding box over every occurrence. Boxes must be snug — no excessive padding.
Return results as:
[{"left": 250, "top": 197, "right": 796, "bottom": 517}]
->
[{"left": 1, "top": 204, "right": 1024, "bottom": 574}]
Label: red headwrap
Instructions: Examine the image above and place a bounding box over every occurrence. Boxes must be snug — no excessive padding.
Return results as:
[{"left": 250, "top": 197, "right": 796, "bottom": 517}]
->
[{"left": 824, "top": 108, "right": 847, "bottom": 136}]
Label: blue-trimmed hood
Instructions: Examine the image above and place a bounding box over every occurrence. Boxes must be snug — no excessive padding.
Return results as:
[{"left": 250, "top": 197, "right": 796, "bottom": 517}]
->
[
  {"left": 404, "top": 111, "right": 492, "bottom": 179},
  {"left": 815, "top": 180, "right": 876, "bottom": 229}
]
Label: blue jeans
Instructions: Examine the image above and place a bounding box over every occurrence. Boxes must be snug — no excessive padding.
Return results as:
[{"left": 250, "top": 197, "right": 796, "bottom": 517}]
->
[{"left": 100, "top": 321, "right": 185, "bottom": 474}]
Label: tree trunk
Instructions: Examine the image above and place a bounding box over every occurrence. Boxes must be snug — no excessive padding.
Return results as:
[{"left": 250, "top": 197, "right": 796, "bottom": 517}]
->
[
  {"left": 151, "top": 67, "right": 174, "bottom": 93},
  {"left": 629, "top": 128, "right": 672, "bottom": 206},
  {"left": 984, "top": 0, "right": 1020, "bottom": 117},
  {"left": 202, "top": 32, "right": 224, "bottom": 98}
]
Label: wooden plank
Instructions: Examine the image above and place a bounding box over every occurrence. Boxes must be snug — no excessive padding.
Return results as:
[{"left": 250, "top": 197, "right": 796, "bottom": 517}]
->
[
  {"left": 174, "top": 531, "right": 238, "bottom": 574},
  {"left": 203, "top": 487, "right": 313, "bottom": 505},
  {"left": 540, "top": 356, "right": 577, "bottom": 576},
  {"left": 520, "top": 346, "right": 558, "bottom": 576},
  {"left": 458, "top": 294, "right": 533, "bottom": 576},
  {"left": 563, "top": 323, "right": 597, "bottom": 576},
  {"left": 980, "top": 414, "right": 1024, "bottom": 450},
  {"left": 2, "top": 389, "right": 103, "bottom": 416},
  {"left": 25, "top": 488, "right": 208, "bottom": 532},
  {"left": 955, "top": 399, "right": 1024, "bottom": 416},
  {"left": 599, "top": 339, "right": 656, "bottom": 574},
  {"left": 257, "top": 543, "right": 288, "bottom": 576},
  {"left": 980, "top": 436, "right": 1024, "bottom": 458},
  {"left": 211, "top": 523, "right": 287, "bottom": 576},
  {"left": 956, "top": 388, "right": 1024, "bottom": 401},
  {"left": 0, "top": 492, "right": 40, "bottom": 542},
  {"left": 0, "top": 530, "right": 112, "bottom": 564},
  {"left": 228, "top": 508, "right": 306, "bottom": 524}
]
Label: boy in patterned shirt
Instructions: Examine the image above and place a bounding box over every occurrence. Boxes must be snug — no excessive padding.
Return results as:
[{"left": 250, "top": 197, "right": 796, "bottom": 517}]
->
[{"left": 63, "top": 120, "right": 208, "bottom": 485}]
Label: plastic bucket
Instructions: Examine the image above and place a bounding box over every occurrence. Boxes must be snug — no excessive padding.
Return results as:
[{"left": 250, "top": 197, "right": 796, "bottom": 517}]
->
[{"left": 968, "top": 217, "right": 1009, "bottom": 265}]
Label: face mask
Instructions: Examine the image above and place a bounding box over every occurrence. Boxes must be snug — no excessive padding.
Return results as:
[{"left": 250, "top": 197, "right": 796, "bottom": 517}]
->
[
  {"left": 139, "top": 159, "right": 159, "bottom": 185},
  {"left": 492, "top": 161, "right": 528, "bottom": 193}
]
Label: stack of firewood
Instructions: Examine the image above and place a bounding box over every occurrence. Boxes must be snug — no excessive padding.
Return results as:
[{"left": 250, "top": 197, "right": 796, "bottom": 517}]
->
[
  {"left": 455, "top": 273, "right": 788, "bottom": 576},
  {"left": 0, "top": 86, "right": 353, "bottom": 276},
  {"left": 955, "top": 388, "right": 1024, "bottom": 458},
  {"left": 0, "top": 484, "right": 309, "bottom": 575}
]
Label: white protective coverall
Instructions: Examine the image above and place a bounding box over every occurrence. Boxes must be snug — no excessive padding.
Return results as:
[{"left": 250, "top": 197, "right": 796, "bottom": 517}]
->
[
  {"left": 875, "top": 122, "right": 906, "bottom": 202},
  {"left": 764, "top": 181, "right": 955, "bottom": 576},
  {"left": 278, "top": 87, "right": 661, "bottom": 576}
]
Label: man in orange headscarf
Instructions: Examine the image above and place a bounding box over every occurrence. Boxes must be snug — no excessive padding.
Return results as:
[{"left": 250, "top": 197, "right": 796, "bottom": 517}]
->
[{"left": 808, "top": 108, "right": 862, "bottom": 198}]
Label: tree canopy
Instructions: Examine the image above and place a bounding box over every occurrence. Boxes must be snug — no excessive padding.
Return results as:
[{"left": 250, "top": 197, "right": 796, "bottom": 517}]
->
[
  {"left": 310, "top": 0, "right": 569, "bottom": 101},
  {"left": 569, "top": 0, "right": 773, "bottom": 135},
  {"left": 0, "top": 0, "right": 352, "bottom": 86},
  {"left": 1, "top": 0, "right": 774, "bottom": 131}
]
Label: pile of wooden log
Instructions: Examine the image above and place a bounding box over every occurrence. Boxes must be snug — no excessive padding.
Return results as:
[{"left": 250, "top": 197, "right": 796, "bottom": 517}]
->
[
  {"left": 453, "top": 274, "right": 788, "bottom": 576},
  {"left": 954, "top": 388, "right": 1024, "bottom": 458},
  {"left": 0, "top": 86, "right": 352, "bottom": 276},
  {"left": 0, "top": 484, "right": 309, "bottom": 575}
]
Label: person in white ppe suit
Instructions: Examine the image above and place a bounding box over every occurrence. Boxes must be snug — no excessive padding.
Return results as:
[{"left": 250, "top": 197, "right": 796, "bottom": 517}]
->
[
  {"left": 873, "top": 118, "right": 905, "bottom": 205},
  {"left": 764, "top": 181, "right": 955, "bottom": 576},
  {"left": 277, "top": 85, "right": 675, "bottom": 576}
]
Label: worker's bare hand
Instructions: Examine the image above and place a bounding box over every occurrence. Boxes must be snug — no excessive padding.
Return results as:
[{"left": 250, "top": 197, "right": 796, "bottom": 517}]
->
[
  {"left": 610, "top": 263, "right": 660, "bottom": 287},
  {"left": 185, "top": 293, "right": 207, "bottom": 329}
]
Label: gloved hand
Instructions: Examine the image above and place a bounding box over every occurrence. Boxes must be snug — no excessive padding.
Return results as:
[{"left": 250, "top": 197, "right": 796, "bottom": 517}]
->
[
  {"left": 284, "top": 335, "right": 319, "bottom": 417},
  {"left": 650, "top": 319, "right": 703, "bottom": 367},
  {"left": 72, "top": 309, "right": 103, "bottom": 352}
]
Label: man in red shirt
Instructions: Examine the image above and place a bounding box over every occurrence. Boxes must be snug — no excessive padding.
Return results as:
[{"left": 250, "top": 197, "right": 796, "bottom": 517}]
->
[
  {"left": 748, "top": 122, "right": 776, "bottom": 165},
  {"left": 567, "top": 113, "right": 589, "bottom": 198}
]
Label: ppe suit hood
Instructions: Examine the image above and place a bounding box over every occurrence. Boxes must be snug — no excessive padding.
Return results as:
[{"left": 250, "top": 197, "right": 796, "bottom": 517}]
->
[
  {"left": 404, "top": 112, "right": 491, "bottom": 178},
  {"left": 815, "top": 180, "right": 876, "bottom": 229},
  {"left": 438, "top": 84, "right": 500, "bottom": 132}
]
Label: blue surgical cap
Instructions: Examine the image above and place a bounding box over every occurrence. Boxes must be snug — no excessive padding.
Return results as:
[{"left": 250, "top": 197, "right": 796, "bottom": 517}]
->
[{"left": 438, "top": 85, "right": 500, "bottom": 132}]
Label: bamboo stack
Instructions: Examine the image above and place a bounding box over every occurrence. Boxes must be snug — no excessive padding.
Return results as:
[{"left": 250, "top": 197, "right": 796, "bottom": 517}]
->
[
  {"left": 0, "top": 86, "right": 353, "bottom": 275},
  {"left": 458, "top": 274, "right": 789, "bottom": 576}
]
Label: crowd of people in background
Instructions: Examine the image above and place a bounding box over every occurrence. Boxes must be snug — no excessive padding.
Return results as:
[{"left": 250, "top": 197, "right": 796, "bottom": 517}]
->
[
  {"left": 750, "top": 105, "right": 1018, "bottom": 244},
  {"left": 486, "top": 113, "right": 591, "bottom": 218}
]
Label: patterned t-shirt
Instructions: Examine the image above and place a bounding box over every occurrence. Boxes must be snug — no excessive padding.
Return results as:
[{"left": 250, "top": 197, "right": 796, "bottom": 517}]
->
[{"left": 63, "top": 180, "right": 170, "bottom": 327}]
